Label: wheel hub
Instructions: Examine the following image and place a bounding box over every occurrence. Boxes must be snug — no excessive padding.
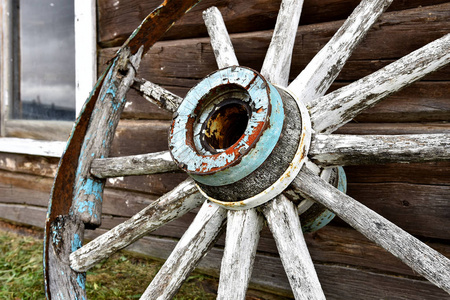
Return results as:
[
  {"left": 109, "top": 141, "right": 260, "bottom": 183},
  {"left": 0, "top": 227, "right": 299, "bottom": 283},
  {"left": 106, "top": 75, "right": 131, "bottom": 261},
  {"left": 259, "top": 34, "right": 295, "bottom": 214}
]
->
[{"left": 169, "top": 66, "right": 312, "bottom": 209}]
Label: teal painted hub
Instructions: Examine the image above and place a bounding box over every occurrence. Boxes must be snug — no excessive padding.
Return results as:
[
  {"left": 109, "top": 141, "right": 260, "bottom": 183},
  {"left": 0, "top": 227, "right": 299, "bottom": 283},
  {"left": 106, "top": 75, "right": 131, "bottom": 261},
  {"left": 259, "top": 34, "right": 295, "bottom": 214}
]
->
[{"left": 169, "top": 66, "right": 284, "bottom": 186}]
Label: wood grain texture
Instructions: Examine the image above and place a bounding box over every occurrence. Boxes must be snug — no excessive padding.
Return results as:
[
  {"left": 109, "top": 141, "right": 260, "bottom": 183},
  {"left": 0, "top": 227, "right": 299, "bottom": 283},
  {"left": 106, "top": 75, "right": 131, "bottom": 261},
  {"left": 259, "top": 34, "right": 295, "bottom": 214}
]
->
[
  {"left": 110, "top": 120, "right": 171, "bottom": 157},
  {"left": 132, "top": 78, "right": 183, "bottom": 113},
  {"left": 71, "top": 48, "right": 142, "bottom": 226},
  {"left": 292, "top": 167, "right": 450, "bottom": 293},
  {"left": 98, "top": 3, "right": 450, "bottom": 87},
  {"left": 335, "top": 122, "right": 450, "bottom": 135},
  {"left": 69, "top": 179, "right": 203, "bottom": 272},
  {"left": 47, "top": 215, "right": 86, "bottom": 300},
  {"left": 288, "top": 0, "right": 393, "bottom": 104},
  {"left": 90, "top": 150, "right": 179, "bottom": 178},
  {"left": 97, "top": 0, "right": 448, "bottom": 46},
  {"left": 140, "top": 201, "right": 226, "bottom": 299},
  {"left": 309, "top": 33, "right": 450, "bottom": 134},
  {"left": 117, "top": 80, "right": 450, "bottom": 123},
  {"left": 203, "top": 6, "right": 239, "bottom": 68},
  {"left": 217, "top": 209, "right": 263, "bottom": 300},
  {"left": 260, "top": 0, "right": 304, "bottom": 86},
  {"left": 310, "top": 133, "right": 450, "bottom": 166},
  {"left": 263, "top": 196, "right": 325, "bottom": 300}
]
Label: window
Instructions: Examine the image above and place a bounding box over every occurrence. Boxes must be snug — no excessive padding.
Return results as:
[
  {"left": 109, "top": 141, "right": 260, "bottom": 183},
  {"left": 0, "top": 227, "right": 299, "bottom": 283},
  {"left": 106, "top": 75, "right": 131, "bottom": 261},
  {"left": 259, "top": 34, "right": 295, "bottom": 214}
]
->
[
  {"left": 19, "top": 0, "right": 76, "bottom": 121},
  {"left": 0, "top": 0, "right": 96, "bottom": 154}
]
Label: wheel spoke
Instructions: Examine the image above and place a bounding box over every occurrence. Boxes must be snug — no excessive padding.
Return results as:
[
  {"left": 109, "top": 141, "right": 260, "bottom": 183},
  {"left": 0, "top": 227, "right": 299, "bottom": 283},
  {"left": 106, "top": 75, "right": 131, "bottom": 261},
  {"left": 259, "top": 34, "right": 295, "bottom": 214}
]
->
[
  {"left": 288, "top": 0, "right": 393, "bottom": 104},
  {"left": 262, "top": 195, "right": 325, "bottom": 300},
  {"left": 69, "top": 179, "right": 203, "bottom": 272},
  {"left": 309, "top": 33, "right": 450, "bottom": 134},
  {"left": 260, "top": 0, "right": 304, "bottom": 86},
  {"left": 217, "top": 209, "right": 263, "bottom": 300},
  {"left": 132, "top": 78, "right": 183, "bottom": 113},
  {"left": 310, "top": 133, "right": 450, "bottom": 167},
  {"left": 140, "top": 201, "right": 227, "bottom": 299},
  {"left": 90, "top": 150, "right": 180, "bottom": 178},
  {"left": 203, "top": 6, "right": 239, "bottom": 68},
  {"left": 292, "top": 167, "right": 450, "bottom": 293}
]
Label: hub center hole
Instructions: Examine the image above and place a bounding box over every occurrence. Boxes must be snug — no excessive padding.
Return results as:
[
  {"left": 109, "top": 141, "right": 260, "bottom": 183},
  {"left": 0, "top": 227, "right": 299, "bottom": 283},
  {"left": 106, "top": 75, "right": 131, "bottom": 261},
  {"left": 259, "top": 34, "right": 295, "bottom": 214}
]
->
[{"left": 203, "top": 101, "right": 250, "bottom": 152}]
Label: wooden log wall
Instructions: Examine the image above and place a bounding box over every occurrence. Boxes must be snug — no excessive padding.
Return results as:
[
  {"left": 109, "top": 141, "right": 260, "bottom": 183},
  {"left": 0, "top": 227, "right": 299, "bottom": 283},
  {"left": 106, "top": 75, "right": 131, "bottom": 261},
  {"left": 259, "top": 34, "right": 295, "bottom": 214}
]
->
[{"left": 0, "top": 0, "right": 449, "bottom": 298}]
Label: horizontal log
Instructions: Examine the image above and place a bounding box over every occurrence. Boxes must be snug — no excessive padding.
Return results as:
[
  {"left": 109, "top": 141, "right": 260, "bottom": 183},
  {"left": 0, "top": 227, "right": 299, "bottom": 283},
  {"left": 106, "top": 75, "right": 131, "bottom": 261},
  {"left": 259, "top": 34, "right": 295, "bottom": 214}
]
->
[
  {"left": 110, "top": 120, "right": 171, "bottom": 157},
  {"left": 104, "top": 173, "right": 187, "bottom": 196},
  {"left": 336, "top": 122, "right": 450, "bottom": 135},
  {"left": 123, "top": 80, "right": 450, "bottom": 123},
  {"left": 0, "top": 170, "right": 54, "bottom": 194},
  {"left": 98, "top": 3, "right": 450, "bottom": 84},
  {"left": 91, "top": 151, "right": 180, "bottom": 178},
  {"left": 0, "top": 152, "right": 59, "bottom": 178},
  {"left": 97, "top": 0, "right": 449, "bottom": 47},
  {"left": 344, "top": 161, "right": 450, "bottom": 185},
  {"left": 0, "top": 204, "right": 47, "bottom": 229},
  {"left": 345, "top": 182, "right": 450, "bottom": 239},
  {"left": 309, "top": 133, "right": 450, "bottom": 166}
]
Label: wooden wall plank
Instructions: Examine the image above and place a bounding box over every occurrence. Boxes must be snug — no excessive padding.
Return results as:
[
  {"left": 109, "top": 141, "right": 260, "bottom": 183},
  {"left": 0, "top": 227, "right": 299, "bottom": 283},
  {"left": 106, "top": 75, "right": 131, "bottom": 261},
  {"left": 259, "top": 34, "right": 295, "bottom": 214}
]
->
[
  {"left": 97, "top": 0, "right": 449, "bottom": 47},
  {"left": 0, "top": 152, "right": 59, "bottom": 178},
  {"left": 122, "top": 80, "right": 450, "bottom": 123},
  {"left": 335, "top": 122, "right": 450, "bottom": 135},
  {"left": 98, "top": 3, "right": 450, "bottom": 83},
  {"left": 0, "top": 204, "right": 47, "bottom": 229},
  {"left": 346, "top": 182, "right": 449, "bottom": 239},
  {"left": 345, "top": 162, "right": 450, "bottom": 185}
]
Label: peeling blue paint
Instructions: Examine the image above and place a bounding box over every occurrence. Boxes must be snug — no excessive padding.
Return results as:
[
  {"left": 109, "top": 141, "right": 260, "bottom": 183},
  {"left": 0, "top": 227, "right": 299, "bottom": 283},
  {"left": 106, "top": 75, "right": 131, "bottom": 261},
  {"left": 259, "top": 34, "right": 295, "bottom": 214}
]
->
[
  {"left": 170, "top": 66, "right": 285, "bottom": 186},
  {"left": 302, "top": 167, "right": 347, "bottom": 232},
  {"left": 76, "top": 273, "right": 87, "bottom": 295},
  {"left": 71, "top": 233, "right": 82, "bottom": 252}
]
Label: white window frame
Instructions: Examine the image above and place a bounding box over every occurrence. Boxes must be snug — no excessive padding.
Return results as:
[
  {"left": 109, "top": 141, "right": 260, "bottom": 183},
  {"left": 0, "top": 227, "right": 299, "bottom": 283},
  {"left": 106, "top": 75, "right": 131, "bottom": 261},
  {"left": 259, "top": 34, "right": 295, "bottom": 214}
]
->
[{"left": 0, "top": 0, "right": 96, "bottom": 157}]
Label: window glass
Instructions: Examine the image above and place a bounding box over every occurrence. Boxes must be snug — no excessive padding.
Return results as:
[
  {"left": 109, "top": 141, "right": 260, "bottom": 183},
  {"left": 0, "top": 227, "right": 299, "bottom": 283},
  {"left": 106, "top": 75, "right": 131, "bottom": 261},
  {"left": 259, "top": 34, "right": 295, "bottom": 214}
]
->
[{"left": 18, "top": 0, "right": 75, "bottom": 121}]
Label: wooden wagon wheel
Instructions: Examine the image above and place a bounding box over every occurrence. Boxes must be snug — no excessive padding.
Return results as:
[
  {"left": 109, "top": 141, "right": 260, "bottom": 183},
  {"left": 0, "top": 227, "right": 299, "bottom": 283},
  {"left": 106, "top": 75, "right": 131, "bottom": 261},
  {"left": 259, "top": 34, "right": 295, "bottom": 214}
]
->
[{"left": 44, "top": 0, "right": 450, "bottom": 299}]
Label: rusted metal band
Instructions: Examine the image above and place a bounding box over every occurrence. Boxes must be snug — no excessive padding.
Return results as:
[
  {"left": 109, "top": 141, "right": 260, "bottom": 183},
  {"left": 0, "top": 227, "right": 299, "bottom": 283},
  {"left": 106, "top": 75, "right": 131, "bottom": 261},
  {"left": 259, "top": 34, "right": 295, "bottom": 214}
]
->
[
  {"left": 197, "top": 86, "right": 312, "bottom": 210},
  {"left": 169, "top": 66, "right": 284, "bottom": 186}
]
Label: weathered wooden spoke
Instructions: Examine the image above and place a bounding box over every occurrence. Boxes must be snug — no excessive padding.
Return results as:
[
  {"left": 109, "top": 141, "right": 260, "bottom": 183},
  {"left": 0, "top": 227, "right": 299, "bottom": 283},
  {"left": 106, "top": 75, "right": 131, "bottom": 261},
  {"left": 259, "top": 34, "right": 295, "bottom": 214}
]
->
[
  {"left": 309, "top": 33, "right": 450, "bottom": 134},
  {"left": 203, "top": 6, "right": 239, "bottom": 68},
  {"left": 289, "top": 0, "right": 392, "bottom": 104},
  {"left": 69, "top": 179, "right": 204, "bottom": 272},
  {"left": 263, "top": 195, "right": 325, "bottom": 300},
  {"left": 90, "top": 150, "right": 179, "bottom": 178},
  {"left": 132, "top": 78, "right": 183, "bottom": 113},
  {"left": 260, "top": 0, "right": 304, "bottom": 86},
  {"left": 217, "top": 209, "right": 263, "bottom": 300},
  {"left": 140, "top": 201, "right": 226, "bottom": 299},
  {"left": 291, "top": 167, "right": 450, "bottom": 293},
  {"left": 310, "top": 133, "right": 450, "bottom": 167}
]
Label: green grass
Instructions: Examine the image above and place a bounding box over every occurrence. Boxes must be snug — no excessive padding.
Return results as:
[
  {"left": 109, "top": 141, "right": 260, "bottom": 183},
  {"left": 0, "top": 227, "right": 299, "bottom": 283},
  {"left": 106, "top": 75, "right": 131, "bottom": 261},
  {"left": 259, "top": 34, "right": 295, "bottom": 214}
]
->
[{"left": 0, "top": 230, "right": 216, "bottom": 299}]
